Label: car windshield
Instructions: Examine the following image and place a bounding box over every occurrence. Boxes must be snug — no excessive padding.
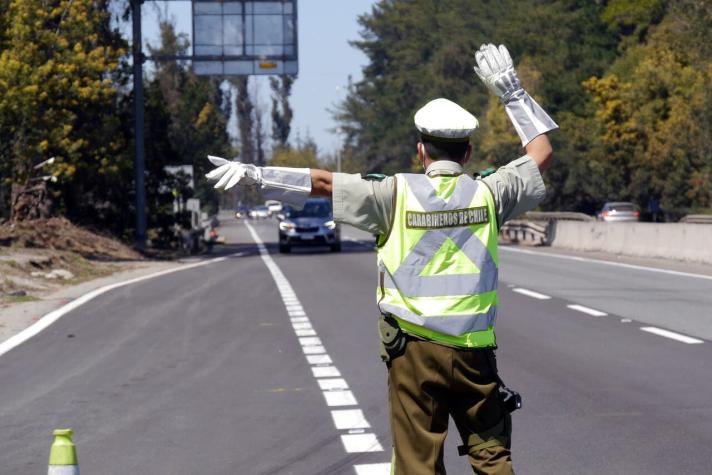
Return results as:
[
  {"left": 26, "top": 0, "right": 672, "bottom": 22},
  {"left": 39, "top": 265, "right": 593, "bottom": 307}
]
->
[
  {"left": 255, "top": 206, "right": 268, "bottom": 211},
  {"left": 285, "top": 201, "right": 331, "bottom": 218}
]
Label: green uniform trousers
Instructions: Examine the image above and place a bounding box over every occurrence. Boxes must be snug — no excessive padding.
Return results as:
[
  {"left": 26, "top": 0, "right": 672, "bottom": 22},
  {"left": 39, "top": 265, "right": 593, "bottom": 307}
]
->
[{"left": 388, "top": 338, "right": 514, "bottom": 475}]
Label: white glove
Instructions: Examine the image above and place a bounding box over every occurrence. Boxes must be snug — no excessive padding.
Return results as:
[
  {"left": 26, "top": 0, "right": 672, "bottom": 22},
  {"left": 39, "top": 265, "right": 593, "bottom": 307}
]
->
[
  {"left": 474, "top": 43, "right": 558, "bottom": 146},
  {"left": 474, "top": 44, "right": 523, "bottom": 103},
  {"left": 205, "top": 156, "right": 262, "bottom": 190},
  {"left": 204, "top": 155, "right": 313, "bottom": 208}
]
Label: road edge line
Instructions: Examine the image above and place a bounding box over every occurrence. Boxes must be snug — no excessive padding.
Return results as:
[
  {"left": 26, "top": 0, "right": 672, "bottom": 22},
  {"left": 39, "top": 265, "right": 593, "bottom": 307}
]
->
[{"left": 0, "top": 253, "right": 240, "bottom": 358}]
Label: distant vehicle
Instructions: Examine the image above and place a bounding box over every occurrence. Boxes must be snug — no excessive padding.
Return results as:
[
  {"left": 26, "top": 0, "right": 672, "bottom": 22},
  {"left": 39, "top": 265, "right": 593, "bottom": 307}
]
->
[
  {"left": 235, "top": 205, "right": 250, "bottom": 219},
  {"left": 278, "top": 198, "right": 341, "bottom": 253},
  {"left": 250, "top": 205, "right": 271, "bottom": 219},
  {"left": 597, "top": 202, "right": 640, "bottom": 222},
  {"left": 265, "top": 200, "right": 282, "bottom": 215}
]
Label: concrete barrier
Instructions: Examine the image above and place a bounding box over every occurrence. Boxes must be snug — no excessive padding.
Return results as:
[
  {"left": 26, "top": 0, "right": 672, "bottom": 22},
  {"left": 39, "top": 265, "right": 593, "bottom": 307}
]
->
[{"left": 549, "top": 221, "right": 712, "bottom": 264}]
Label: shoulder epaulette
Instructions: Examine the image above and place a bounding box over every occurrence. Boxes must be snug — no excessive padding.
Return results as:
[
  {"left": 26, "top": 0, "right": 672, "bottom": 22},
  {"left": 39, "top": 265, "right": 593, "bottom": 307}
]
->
[
  {"left": 364, "top": 173, "right": 387, "bottom": 182},
  {"left": 474, "top": 167, "right": 496, "bottom": 179}
]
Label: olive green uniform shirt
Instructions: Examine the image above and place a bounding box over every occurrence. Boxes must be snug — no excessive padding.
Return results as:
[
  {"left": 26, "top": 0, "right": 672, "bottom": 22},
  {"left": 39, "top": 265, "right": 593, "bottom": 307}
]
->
[{"left": 331, "top": 155, "right": 546, "bottom": 234}]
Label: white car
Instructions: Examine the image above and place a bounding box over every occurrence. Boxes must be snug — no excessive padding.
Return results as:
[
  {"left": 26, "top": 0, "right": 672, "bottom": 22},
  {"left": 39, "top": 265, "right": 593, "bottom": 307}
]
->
[
  {"left": 249, "top": 206, "right": 271, "bottom": 219},
  {"left": 265, "top": 200, "right": 282, "bottom": 214}
]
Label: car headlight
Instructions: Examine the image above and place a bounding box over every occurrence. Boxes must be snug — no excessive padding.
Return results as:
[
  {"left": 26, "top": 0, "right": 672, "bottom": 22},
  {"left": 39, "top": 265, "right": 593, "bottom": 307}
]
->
[
  {"left": 279, "top": 221, "right": 295, "bottom": 231},
  {"left": 324, "top": 220, "right": 336, "bottom": 230}
]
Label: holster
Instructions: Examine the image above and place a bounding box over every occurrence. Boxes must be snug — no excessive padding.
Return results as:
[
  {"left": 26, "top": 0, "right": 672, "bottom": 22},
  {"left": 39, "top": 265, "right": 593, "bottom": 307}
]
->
[
  {"left": 378, "top": 314, "right": 407, "bottom": 363},
  {"left": 487, "top": 350, "right": 522, "bottom": 414}
]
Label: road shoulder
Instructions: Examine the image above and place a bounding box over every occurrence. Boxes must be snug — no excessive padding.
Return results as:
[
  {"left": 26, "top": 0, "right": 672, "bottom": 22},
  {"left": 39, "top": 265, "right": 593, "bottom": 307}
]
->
[{"left": 0, "top": 259, "right": 186, "bottom": 345}]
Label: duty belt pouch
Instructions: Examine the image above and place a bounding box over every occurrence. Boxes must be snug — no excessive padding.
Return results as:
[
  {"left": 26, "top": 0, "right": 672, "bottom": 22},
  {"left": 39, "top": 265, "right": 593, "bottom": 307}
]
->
[{"left": 378, "top": 314, "right": 407, "bottom": 363}]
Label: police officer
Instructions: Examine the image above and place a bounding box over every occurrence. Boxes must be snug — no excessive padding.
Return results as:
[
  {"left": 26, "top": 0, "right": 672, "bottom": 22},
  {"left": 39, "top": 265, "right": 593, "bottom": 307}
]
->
[{"left": 206, "top": 44, "right": 558, "bottom": 475}]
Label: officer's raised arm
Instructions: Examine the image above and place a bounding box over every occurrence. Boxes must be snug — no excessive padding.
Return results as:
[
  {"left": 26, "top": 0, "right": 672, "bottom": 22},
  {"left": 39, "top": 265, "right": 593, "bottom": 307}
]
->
[{"left": 474, "top": 44, "right": 557, "bottom": 171}]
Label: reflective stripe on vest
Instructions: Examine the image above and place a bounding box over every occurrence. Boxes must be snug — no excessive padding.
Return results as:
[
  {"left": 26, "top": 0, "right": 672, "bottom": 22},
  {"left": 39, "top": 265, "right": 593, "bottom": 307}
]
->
[{"left": 377, "top": 172, "right": 499, "bottom": 348}]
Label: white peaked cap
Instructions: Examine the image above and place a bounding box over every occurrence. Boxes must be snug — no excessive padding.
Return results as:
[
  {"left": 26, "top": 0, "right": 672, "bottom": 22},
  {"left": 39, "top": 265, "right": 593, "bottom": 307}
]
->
[{"left": 414, "top": 98, "right": 479, "bottom": 141}]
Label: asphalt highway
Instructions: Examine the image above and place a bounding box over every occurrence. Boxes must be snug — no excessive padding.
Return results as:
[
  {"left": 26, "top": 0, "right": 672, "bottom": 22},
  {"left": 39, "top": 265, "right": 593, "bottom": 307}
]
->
[{"left": 1, "top": 217, "right": 711, "bottom": 474}]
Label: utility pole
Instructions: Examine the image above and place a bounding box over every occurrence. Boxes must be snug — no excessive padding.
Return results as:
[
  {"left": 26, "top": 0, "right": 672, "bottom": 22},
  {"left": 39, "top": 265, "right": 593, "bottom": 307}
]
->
[{"left": 132, "top": 0, "right": 147, "bottom": 250}]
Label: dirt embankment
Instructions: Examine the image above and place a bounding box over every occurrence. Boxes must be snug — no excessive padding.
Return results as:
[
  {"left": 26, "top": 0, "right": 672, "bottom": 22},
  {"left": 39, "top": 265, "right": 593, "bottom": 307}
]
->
[{"left": 0, "top": 218, "right": 143, "bottom": 305}]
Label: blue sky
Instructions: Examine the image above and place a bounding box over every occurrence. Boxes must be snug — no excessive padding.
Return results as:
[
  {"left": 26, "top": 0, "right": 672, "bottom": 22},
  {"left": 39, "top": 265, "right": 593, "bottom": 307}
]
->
[{"left": 139, "top": 0, "right": 377, "bottom": 155}]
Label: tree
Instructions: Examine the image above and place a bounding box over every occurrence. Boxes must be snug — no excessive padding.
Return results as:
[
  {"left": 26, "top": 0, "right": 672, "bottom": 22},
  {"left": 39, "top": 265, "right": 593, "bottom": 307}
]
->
[
  {"left": 0, "top": 0, "right": 126, "bottom": 221},
  {"left": 232, "top": 76, "right": 254, "bottom": 164},
  {"left": 269, "top": 75, "right": 294, "bottom": 148},
  {"left": 269, "top": 133, "right": 321, "bottom": 169},
  {"left": 144, "top": 20, "right": 235, "bottom": 222}
]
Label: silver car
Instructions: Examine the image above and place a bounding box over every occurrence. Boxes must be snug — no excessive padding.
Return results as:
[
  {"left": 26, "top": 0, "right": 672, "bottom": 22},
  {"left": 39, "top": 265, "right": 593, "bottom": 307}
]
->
[
  {"left": 597, "top": 202, "right": 640, "bottom": 222},
  {"left": 249, "top": 205, "right": 271, "bottom": 219}
]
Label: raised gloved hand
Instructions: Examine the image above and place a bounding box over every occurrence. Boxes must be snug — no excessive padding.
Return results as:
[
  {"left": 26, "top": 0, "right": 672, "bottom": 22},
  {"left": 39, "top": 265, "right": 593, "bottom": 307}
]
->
[
  {"left": 474, "top": 44, "right": 523, "bottom": 104},
  {"left": 473, "top": 43, "right": 558, "bottom": 146},
  {"left": 205, "top": 155, "right": 262, "bottom": 190}
]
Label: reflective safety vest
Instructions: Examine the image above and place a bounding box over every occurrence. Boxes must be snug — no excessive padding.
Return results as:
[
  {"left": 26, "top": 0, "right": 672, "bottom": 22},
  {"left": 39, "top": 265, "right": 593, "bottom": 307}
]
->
[{"left": 376, "top": 172, "right": 499, "bottom": 348}]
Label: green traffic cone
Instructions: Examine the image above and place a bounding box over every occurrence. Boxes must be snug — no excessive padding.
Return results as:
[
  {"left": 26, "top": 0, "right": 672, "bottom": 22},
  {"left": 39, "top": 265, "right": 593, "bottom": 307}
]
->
[{"left": 48, "top": 428, "right": 79, "bottom": 475}]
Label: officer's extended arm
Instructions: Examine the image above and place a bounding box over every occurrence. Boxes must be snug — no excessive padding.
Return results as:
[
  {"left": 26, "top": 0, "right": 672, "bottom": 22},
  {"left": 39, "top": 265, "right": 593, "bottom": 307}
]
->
[
  {"left": 310, "top": 170, "right": 333, "bottom": 197},
  {"left": 474, "top": 44, "right": 557, "bottom": 172},
  {"left": 204, "top": 156, "right": 334, "bottom": 204}
]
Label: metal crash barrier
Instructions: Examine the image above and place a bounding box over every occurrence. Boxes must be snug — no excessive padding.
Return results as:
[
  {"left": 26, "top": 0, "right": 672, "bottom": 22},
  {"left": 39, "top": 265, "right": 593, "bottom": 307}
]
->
[{"left": 499, "top": 211, "right": 593, "bottom": 246}]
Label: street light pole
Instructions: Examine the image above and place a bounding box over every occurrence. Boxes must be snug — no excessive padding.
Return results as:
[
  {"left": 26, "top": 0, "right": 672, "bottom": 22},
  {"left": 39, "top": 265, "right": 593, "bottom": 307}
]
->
[{"left": 132, "top": 0, "right": 147, "bottom": 250}]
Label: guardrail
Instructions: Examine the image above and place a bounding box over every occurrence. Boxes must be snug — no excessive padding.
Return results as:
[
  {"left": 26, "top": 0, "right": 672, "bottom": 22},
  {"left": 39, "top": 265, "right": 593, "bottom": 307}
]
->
[
  {"left": 500, "top": 220, "right": 549, "bottom": 246},
  {"left": 679, "top": 215, "right": 712, "bottom": 224},
  {"left": 521, "top": 211, "right": 594, "bottom": 222}
]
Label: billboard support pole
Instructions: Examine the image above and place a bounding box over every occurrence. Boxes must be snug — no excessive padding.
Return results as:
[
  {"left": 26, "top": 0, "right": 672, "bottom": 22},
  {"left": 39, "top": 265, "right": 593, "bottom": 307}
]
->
[{"left": 132, "top": 0, "right": 147, "bottom": 250}]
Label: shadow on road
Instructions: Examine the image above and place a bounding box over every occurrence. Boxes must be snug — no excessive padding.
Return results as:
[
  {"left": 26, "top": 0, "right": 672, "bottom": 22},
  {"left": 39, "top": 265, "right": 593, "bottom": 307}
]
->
[{"left": 206, "top": 240, "right": 375, "bottom": 259}]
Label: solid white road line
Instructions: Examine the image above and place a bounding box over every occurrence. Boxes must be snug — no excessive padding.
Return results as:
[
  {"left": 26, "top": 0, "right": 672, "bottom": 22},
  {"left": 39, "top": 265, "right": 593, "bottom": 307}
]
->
[
  {"left": 512, "top": 288, "right": 551, "bottom": 300},
  {"left": 354, "top": 463, "right": 392, "bottom": 475},
  {"left": 331, "top": 409, "right": 371, "bottom": 430},
  {"left": 0, "top": 252, "right": 244, "bottom": 359},
  {"left": 501, "top": 246, "right": 712, "bottom": 281},
  {"left": 341, "top": 433, "right": 384, "bottom": 453},
  {"left": 640, "top": 327, "right": 704, "bottom": 344},
  {"left": 566, "top": 304, "right": 608, "bottom": 317}
]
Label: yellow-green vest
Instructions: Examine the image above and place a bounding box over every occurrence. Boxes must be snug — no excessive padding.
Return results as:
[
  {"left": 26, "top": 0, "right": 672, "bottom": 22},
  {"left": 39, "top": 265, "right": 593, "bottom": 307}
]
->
[{"left": 376, "top": 172, "right": 499, "bottom": 348}]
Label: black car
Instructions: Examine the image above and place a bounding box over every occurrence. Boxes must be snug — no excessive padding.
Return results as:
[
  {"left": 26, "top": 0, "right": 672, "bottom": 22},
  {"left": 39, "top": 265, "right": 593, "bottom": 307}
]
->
[{"left": 278, "top": 198, "right": 341, "bottom": 253}]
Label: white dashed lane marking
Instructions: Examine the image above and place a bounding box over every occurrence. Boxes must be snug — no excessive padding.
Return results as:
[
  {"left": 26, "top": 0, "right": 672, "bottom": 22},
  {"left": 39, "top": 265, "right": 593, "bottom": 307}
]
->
[
  {"left": 341, "top": 433, "right": 384, "bottom": 453},
  {"left": 245, "top": 221, "right": 387, "bottom": 465},
  {"left": 354, "top": 463, "right": 392, "bottom": 475},
  {"left": 512, "top": 287, "right": 551, "bottom": 300},
  {"left": 640, "top": 327, "right": 704, "bottom": 344},
  {"left": 331, "top": 409, "right": 371, "bottom": 429},
  {"left": 323, "top": 390, "right": 358, "bottom": 407},
  {"left": 566, "top": 304, "right": 607, "bottom": 317}
]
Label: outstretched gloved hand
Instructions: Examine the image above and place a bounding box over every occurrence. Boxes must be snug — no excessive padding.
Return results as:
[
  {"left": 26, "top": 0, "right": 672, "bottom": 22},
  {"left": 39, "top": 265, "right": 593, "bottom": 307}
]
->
[
  {"left": 205, "top": 155, "right": 262, "bottom": 190},
  {"left": 474, "top": 44, "right": 523, "bottom": 104}
]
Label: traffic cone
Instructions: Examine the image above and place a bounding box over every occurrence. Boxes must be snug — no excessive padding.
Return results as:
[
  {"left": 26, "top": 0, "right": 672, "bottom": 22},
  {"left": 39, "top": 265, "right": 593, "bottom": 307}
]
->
[{"left": 48, "top": 428, "right": 79, "bottom": 474}]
